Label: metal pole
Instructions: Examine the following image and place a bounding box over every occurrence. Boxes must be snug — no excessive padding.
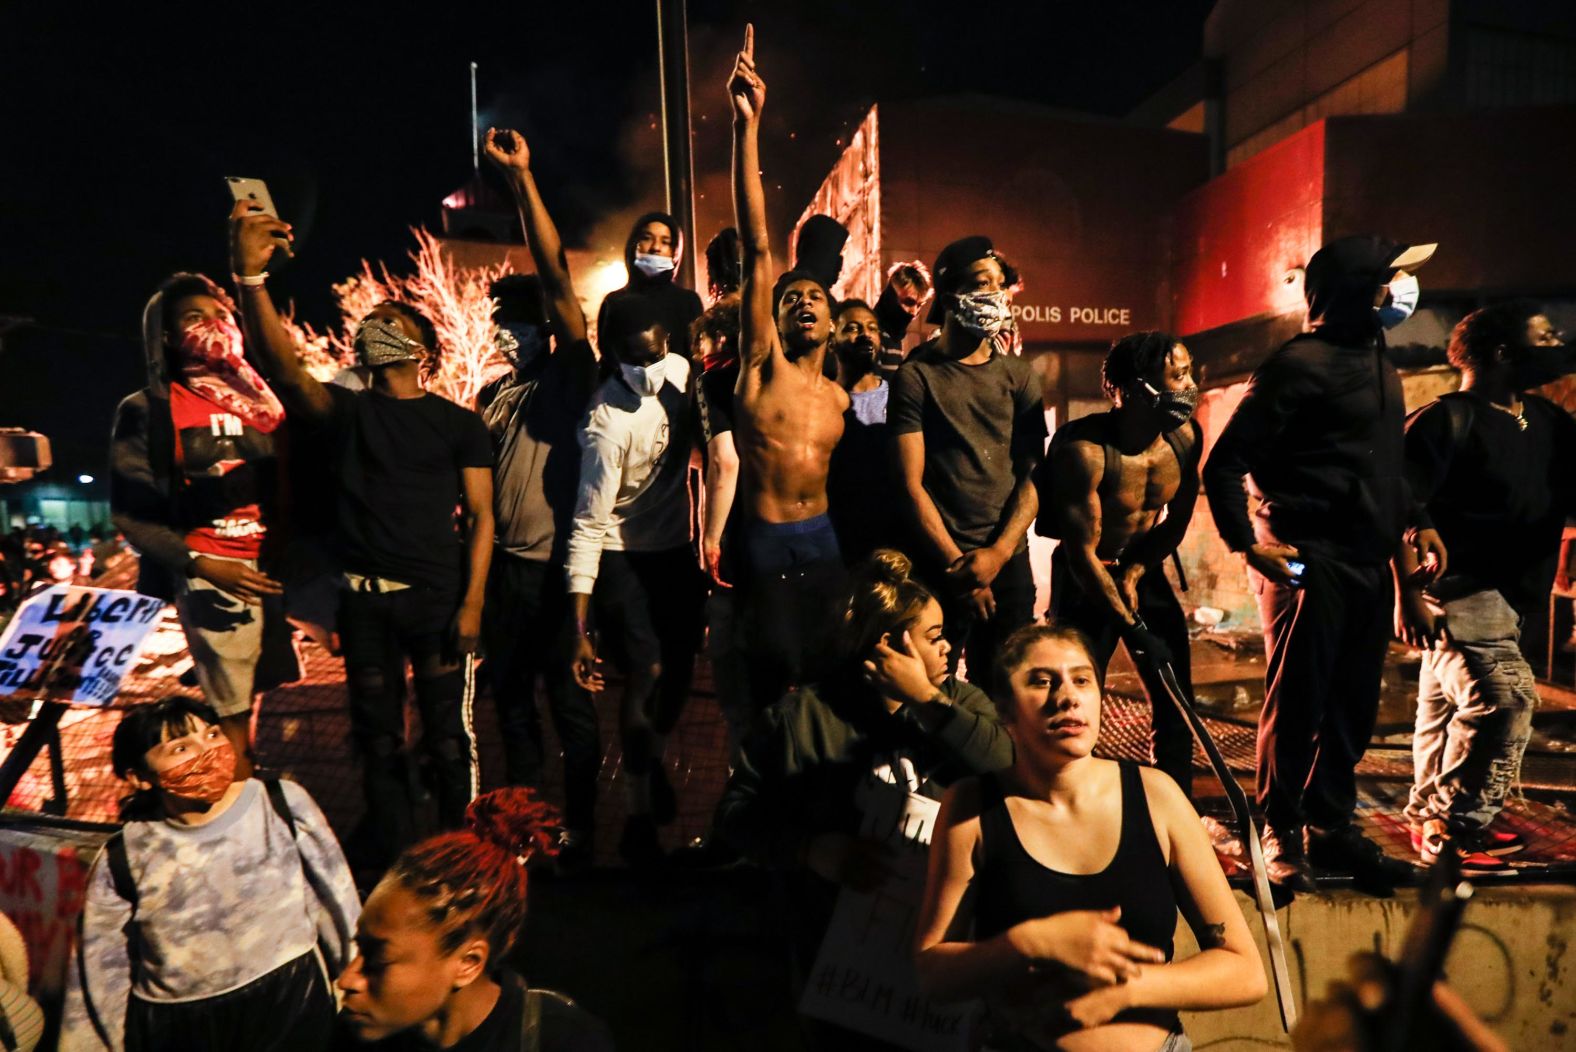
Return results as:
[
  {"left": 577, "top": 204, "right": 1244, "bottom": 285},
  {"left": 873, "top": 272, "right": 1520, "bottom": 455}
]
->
[
  {"left": 470, "top": 61, "right": 480, "bottom": 173},
  {"left": 655, "top": 0, "right": 697, "bottom": 290}
]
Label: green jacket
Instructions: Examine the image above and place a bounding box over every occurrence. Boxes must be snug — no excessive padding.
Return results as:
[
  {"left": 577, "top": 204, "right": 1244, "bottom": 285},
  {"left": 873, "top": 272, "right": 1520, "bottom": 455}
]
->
[{"left": 714, "top": 674, "right": 1012, "bottom": 870}]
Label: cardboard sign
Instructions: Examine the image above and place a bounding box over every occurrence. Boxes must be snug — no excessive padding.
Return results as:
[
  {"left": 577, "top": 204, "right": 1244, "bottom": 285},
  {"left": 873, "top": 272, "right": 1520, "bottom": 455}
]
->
[
  {"left": 799, "top": 761, "right": 976, "bottom": 1051},
  {"left": 0, "top": 585, "right": 164, "bottom": 705},
  {"left": 0, "top": 826, "right": 99, "bottom": 997}
]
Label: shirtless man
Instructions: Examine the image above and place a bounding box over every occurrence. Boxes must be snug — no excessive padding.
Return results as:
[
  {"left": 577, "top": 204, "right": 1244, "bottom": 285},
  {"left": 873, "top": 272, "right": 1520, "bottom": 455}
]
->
[
  {"left": 1036, "top": 331, "right": 1201, "bottom": 795},
  {"left": 728, "top": 24, "right": 851, "bottom": 710}
]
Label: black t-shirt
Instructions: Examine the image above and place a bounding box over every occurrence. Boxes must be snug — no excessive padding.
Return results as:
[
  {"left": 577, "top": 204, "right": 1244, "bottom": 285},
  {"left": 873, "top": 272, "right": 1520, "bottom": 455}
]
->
[
  {"left": 326, "top": 385, "right": 493, "bottom": 591},
  {"left": 694, "top": 360, "right": 738, "bottom": 452},
  {"left": 887, "top": 340, "right": 1046, "bottom": 553},
  {"left": 1405, "top": 391, "right": 1576, "bottom": 615},
  {"left": 338, "top": 972, "right": 615, "bottom": 1052}
]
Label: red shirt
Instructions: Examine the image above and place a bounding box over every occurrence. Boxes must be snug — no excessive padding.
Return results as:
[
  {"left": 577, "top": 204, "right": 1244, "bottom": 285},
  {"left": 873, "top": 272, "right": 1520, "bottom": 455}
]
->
[{"left": 169, "top": 383, "right": 278, "bottom": 559}]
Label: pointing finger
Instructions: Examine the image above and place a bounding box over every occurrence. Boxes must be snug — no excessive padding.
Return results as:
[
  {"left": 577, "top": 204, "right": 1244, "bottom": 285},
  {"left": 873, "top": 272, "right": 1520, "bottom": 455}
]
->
[{"left": 744, "top": 22, "right": 753, "bottom": 59}]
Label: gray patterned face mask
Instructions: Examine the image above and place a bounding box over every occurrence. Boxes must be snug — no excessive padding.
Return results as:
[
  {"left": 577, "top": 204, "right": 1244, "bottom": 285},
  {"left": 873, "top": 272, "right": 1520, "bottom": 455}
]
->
[
  {"left": 354, "top": 316, "right": 424, "bottom": 367},
  {"left": 951, "top": 290, "right": 1011, "bottom": 339}
]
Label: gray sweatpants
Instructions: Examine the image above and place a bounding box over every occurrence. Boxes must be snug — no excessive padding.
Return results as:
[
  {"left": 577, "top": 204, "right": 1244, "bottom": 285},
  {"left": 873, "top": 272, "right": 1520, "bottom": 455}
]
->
[{"left": 1405, "top": 589, "right": 1538, "bottom": 832}]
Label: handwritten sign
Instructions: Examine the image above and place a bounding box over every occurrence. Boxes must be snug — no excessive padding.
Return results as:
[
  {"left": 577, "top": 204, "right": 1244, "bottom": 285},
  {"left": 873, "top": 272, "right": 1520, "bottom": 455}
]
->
[
  {"left": 0, "top": 827, "right": 96, "bottom": 997},
  {"left": 0, "top": 585, "right": 164, "bottom": 705},
  {"left": 799, "top": 762, "right": 976, "bottom": 1050}
]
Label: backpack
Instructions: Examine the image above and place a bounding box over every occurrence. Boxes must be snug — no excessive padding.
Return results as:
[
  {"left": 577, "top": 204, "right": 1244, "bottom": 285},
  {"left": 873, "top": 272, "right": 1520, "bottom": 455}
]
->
[{"left": 79, "top": 777, "right": 312, "bottom": 1047}]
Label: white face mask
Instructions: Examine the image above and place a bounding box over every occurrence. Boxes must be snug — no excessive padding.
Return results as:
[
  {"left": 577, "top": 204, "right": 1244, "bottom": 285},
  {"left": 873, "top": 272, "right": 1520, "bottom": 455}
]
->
[
  {"left": 632, "top": 252, "right": 676, "bottom": 279},
  {"left": 620, "top": 355, "right": 677, "bottom": 397},
  {"left": 1377, "top": 272, "right": 1420, "bottom": 329}
]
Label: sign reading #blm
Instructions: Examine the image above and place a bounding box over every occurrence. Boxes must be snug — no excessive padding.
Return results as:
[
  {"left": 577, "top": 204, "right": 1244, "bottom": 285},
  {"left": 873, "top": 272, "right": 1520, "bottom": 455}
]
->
[
  {"left": 0, "top": 585, "right": 163, "bottom": 705},
  {"left": 799, "top": 762, "right": 977, "bottom": 1051}
]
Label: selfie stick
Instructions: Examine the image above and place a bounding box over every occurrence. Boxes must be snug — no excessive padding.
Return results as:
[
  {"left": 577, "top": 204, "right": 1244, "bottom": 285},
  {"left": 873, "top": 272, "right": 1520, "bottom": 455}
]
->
[{"left": 1129, "top": 620, "right": 1298, "bottom": 1032}]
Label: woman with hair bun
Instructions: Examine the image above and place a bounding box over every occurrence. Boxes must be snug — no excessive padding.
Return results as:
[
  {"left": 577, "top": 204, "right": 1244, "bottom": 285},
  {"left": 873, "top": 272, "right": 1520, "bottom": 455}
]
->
[
  {"left": 714, "top": 549, "right": 1012, "bottom": 1045},
  {"left": 335, "top": 788, "right": 613, "bottom": 1051}
]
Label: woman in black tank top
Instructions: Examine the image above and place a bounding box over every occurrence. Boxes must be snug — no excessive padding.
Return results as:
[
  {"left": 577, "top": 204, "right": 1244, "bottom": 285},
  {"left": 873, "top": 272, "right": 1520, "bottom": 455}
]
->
[{"left": 914, "top": 625, "right": 1266, "bottom": 1051}]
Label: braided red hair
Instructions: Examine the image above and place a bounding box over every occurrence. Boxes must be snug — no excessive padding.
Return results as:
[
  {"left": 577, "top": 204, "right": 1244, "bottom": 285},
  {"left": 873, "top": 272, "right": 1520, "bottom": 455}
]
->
[{"left": 386, "top": 787, "right": 561, "bottom": 963}]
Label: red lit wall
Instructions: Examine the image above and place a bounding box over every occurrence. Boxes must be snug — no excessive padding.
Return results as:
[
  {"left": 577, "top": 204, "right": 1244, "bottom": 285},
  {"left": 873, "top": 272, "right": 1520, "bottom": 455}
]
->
[{"left": 1170, "top": 121, "right": 1325, "bottom": 337}]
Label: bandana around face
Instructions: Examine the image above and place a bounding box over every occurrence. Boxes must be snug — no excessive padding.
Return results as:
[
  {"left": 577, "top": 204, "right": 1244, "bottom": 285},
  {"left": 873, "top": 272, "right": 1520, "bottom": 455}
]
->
[
  {"left": 355, "top": 316, "right": 425, "bottom": 367},
  {"left": 952, "top": 290, "right": 1011, "bottom": 339},
  {"left": 495, "top": 323, "right": 548, "bottom": 369},
  {"left": 175, "top": 316, "right": 285, "bottom": 431},
  {"left": 156, "top": 738, "right": 237, "bottom": 804}
]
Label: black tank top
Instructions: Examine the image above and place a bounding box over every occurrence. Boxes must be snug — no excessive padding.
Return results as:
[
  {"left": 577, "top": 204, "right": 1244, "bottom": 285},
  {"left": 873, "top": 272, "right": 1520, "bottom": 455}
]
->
[{"left": 974, "top": 761, "right": 1177, "bottom": 962}]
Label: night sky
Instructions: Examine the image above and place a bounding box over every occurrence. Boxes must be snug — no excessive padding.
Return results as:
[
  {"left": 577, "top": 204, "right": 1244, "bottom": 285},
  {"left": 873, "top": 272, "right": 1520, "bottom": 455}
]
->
[{"left": 0, "top": 0, "right": 1210, "bottom": 474}]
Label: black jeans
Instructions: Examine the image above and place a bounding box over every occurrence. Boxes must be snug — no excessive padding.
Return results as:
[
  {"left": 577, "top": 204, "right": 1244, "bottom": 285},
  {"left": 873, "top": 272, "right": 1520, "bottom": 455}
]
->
[
  {"left": 1050, "top": 548, "right": 1195, "bottom": 796},
  {"left": 929, "top": 547, "right": 1037, "bottom": 688},
  {"left": 594, "top": 547, "right": 707, "bottom": 775},
  {"left": 484, "top": 554, "right": 599, "bottom": 832},
  {"left": 1255, "top": 556, "right": 1392, "bottom": 832},
  {"left": 339, "top": 584, "right": 469, "bottom": 865}
]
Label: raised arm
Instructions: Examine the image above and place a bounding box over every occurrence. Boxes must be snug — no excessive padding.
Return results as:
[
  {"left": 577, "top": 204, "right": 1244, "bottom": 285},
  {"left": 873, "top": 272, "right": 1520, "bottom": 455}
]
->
[
  {"left": 729, "top": 24, "right": 775, "bottom": 379},
  {"left": 227, "top": 201, "right": 333, "bottom": 419},
  {"left": 483, "top": 127, "right": 588, "bottom": 350}
]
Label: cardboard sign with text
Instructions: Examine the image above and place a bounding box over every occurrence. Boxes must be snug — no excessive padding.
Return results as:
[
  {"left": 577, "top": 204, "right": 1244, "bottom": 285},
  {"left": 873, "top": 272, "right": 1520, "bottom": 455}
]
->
[
  {"left": 799, "top": 761, "right": 976, "bottom": 1050},
  {"left": 0, "top": 585, "right": 163, "bottom": 705},
  {"left": 0, "top": 826, "right": 99, "bottom": 997}
]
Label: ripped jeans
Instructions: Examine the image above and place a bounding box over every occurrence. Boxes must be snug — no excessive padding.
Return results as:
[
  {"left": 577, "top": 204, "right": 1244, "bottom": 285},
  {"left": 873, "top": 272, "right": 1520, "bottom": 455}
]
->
[
  {"left": 339, "top": 584, "right": 470, "bottom": 866},
  {"left": 1405, "top": 589, "right": 1539, "bottom": 833}
]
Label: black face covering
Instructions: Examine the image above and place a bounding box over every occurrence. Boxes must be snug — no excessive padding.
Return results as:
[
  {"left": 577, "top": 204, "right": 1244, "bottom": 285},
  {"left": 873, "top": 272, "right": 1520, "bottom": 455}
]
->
[
  {"left": 1510, "top": 343, "right": 1576, "bottom": 390},
  {"left": 1139, "top": 382, "right": 1199, "bottom": 432}
]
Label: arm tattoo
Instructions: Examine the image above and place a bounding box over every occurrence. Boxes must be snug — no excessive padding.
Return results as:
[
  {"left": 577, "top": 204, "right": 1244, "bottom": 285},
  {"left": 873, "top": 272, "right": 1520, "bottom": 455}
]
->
[{"left": 1200, "top": 922, "right": 1227, "bottom": 949}]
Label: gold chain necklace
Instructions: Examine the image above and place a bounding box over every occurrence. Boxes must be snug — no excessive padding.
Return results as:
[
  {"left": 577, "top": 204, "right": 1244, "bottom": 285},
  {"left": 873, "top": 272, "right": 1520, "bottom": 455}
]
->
[{"left": 1488, "top": 399, "right": 1528, "bottom": 431}]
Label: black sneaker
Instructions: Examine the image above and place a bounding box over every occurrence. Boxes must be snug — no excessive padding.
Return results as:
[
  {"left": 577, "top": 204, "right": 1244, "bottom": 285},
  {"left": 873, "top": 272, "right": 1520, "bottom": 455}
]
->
[
  {"left": 650, "top": 763, "right": 678, "bottom": 826},
  {"left": 618, "top": 816, "right": 666, "bottom": 870},
  {"left": 1261, "top": 825, "right": 1316, "bottom": 892},
  {"left": 1307, "top": 823, "right": 1416, "bottom": 896}
]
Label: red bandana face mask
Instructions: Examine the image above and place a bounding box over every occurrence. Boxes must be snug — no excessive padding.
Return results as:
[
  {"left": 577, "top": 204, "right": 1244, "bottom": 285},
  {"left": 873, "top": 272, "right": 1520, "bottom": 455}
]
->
[
  {"left": 155, "top": 739, "right": 237, "bottom": 804},
  {"left": 175, "top": 316, "right": 285, "bottom": 432}
]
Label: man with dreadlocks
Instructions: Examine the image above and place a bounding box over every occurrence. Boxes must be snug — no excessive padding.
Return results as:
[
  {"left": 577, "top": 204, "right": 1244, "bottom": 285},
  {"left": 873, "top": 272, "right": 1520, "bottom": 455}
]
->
[
  {"left": 235, "top": 203, "right": 495, "bottom": 869},
  {"left": 1033, "top": 331, "right": 1202, "bottom": 798},
  {"left": 335, "top": 788, "right": 613, "bottom": 1050},
  {"left": 728, "top": 24, "right": 851, "bottom": 713}
]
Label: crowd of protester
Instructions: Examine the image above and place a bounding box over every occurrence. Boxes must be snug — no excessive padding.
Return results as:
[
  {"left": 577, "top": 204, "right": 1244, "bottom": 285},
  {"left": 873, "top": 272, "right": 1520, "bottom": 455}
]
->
[
  {"left": 58, "top": 22, "right": 1562, "bottom": 1051},
  {"left": 0, "top": 523, "right": 128, "bottom": 612}
]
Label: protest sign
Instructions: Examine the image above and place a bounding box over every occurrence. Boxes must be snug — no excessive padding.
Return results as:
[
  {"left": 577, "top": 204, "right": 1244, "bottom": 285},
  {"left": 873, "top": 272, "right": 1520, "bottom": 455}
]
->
[
  {"left": 799, "top": 758, "right": 976, "bottom": 1051},
  {"left": 0, "top": 585, "right": 164, "bottom": 705}
]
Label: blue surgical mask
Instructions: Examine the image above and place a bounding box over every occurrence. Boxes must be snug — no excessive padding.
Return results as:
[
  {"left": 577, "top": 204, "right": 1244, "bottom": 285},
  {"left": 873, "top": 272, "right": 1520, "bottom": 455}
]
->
[
  {"left": 1377, "top": 272, "right": 1420, "bottom": 329},
  {"left": 632, "top": 252, "right": 676, "bottom": 279},
  {"left": 620, "top": 355, "right": 679, "bottom": 397}
]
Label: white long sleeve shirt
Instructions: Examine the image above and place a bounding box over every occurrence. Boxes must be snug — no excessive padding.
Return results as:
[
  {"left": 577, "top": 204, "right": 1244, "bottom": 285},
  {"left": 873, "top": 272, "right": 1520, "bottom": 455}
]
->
[{"left": 565, "top": 359, "right": 693, "bottom": 594}]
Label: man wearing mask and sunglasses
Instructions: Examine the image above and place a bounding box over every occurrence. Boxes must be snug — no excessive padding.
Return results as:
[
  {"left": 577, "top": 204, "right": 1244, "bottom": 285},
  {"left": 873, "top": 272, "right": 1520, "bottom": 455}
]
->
[
  {"left": 1205, "top": 235, "right": 1446, "bottom": 895},
  {"left": 1035, "top": 330, "right": 1203, "bottom": 799},
  {"left": 1397, "top": 302, "right": 1576, "bottom": 870}
]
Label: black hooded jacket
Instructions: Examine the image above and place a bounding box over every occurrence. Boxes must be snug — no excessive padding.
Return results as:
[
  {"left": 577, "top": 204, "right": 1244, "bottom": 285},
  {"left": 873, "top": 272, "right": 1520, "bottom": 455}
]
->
[
  {"left": 595, "top": 211, "right": 703, "bottom": 361},
  {"left": 1203, "top": 236, "right": 1430, "bottom": 565}
]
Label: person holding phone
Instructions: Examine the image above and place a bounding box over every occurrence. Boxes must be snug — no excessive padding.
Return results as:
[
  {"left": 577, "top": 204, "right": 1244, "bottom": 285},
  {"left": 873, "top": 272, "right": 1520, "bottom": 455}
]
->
[
  {"left": 1203, "top": 235, "right": 1447, "bottom": 893},
  {"left": 231, "top": 201, "right": 495, "bottom": 870}
]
